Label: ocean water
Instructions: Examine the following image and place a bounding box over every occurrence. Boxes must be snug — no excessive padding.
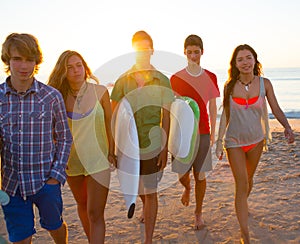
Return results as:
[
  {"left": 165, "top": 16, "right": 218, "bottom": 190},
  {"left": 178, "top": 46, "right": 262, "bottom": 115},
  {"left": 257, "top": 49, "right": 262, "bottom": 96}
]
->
[
  {"left": 214, "top": 67, "right": 300, "bottom": 119},
  {"left": 1, "top": 67, "right": 299, "bottom": 118}
]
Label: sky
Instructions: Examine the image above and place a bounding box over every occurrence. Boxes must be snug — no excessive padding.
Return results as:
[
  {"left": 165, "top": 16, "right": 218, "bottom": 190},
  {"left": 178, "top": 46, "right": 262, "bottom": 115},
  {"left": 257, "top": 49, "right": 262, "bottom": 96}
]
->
[{"left": 0, "top": 0, "right": 300, "bottom": 82}]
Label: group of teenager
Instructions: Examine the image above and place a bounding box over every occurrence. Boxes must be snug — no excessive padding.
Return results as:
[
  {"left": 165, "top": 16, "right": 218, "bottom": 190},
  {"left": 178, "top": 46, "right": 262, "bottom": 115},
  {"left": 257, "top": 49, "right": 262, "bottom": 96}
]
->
[{"left": 0, "top": 30, "right": 294, "bottom": 244}]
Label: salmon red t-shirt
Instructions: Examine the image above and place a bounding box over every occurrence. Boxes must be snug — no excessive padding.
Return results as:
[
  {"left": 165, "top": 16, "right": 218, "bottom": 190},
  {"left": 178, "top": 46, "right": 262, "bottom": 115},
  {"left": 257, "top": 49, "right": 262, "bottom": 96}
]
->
[{"left": 170, "top": 68, "right": 220, "bottom": 134}]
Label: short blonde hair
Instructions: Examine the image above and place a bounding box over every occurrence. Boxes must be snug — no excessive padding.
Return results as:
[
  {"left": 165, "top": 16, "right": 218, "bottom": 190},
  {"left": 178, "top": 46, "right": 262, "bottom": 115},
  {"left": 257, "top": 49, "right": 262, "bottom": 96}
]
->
[{"left": 132, "top": 30, "right": 153, "bottom": 49}]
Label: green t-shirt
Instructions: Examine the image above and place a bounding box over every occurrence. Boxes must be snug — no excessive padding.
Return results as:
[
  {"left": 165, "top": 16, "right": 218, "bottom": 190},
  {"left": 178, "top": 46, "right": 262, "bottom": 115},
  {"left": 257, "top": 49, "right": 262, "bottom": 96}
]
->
[{"left": 111, "top": 66, "right": 174, "bottom": 154}]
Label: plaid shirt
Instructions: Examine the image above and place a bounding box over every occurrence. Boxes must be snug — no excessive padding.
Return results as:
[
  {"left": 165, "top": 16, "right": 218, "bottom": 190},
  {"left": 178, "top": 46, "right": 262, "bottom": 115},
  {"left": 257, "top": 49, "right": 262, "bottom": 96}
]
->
[{"left": 0, "top": 77, "right": 72, "bottom": 197}]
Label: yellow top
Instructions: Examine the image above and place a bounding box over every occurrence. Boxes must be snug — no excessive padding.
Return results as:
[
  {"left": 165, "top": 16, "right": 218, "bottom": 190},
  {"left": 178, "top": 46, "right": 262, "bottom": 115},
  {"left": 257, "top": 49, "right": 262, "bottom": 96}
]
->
[{"left": 66, "top": 99, "right": 109, "bottom": 176}]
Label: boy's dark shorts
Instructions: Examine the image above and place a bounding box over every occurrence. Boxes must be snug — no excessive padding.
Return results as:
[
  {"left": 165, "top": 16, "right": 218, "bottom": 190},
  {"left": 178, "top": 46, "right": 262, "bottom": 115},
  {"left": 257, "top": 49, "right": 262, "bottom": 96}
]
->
[
  {"left": 172, "top": 134, "right": 211, "bottom": 174},
  {"left": 140, "top": 156, "right": 163, "bottom": 189},
  {"left": 2, "top": 183, "right": 64, "bottom": 243}
]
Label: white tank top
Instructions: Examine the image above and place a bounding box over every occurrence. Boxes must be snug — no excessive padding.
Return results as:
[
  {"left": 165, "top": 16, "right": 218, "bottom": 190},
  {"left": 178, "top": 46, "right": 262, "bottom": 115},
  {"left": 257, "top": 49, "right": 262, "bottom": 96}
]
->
[{"left": 224, "top": 77, "right": 272, "bottom": 149}]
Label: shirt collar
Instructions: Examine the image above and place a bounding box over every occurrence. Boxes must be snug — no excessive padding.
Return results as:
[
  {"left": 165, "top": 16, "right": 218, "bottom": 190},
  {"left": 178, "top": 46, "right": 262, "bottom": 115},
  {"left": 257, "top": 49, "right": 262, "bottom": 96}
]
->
[
  {"left": 127, "top": 65, "right": 160, "bottom": 80},
  {"left": 4, "top": 76, "right": 39, "bottom": 95}
]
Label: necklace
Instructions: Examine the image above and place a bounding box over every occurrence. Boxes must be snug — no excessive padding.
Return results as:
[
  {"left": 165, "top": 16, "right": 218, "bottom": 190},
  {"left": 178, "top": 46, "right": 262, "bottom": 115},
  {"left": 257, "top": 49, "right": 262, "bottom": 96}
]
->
[
  {"left": 68, "top": 82, "right": 88, "bottom": 109},
  {"left": 239, "top": 76, "right": 255, "bottom": 92},
  {"left": 186, "top": 66, "right": 203, "bottom": 77}
]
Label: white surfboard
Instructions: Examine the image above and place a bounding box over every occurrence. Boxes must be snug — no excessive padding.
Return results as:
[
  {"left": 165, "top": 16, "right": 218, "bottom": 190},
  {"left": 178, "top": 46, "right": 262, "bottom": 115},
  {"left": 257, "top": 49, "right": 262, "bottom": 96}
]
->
[
  {"left": 168, "top": 96, "right": 200, "bottom": 163},
  {"left": 114, "top": 98, "right": 140, "bottom": 218}
]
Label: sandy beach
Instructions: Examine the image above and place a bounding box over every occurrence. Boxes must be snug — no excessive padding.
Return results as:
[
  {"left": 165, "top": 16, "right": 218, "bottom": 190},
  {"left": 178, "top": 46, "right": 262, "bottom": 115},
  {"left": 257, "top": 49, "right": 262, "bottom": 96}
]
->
[{"left": 1, "top": 119, "right": 299, "bottom": 244}]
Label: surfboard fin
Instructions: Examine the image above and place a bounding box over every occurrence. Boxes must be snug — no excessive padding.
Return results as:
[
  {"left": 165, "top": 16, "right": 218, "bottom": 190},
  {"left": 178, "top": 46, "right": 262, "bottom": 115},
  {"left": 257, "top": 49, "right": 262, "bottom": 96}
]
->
[{"left": 127, "top": 203, "right": 136, "bottom": 219}]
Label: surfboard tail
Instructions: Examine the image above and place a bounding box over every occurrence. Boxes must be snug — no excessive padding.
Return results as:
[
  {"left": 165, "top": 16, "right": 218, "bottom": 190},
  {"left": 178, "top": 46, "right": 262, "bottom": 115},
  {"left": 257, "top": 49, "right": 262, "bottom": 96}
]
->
[{"left": 127, "top": 203, "right": 136, "bottom": 219}]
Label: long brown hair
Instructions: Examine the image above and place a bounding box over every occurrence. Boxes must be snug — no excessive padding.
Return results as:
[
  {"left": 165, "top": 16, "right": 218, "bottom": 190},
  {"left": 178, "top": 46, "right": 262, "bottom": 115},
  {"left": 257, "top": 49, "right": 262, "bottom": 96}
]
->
[
  {"left": 223, "top": 44, "right": 263, "bottom": 122},
  {"left": 47, "top": 50, "right": 99, "bottom": 101}
]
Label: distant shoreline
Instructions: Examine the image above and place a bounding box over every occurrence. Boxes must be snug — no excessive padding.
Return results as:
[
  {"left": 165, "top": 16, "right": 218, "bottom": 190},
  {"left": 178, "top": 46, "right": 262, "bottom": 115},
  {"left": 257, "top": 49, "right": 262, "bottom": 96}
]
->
[
  {"left": 217, "top": 113, "right": 300, "bottom": 120},
  {"left": 269, "top": 112, "right": 300, "bottom": 119}
]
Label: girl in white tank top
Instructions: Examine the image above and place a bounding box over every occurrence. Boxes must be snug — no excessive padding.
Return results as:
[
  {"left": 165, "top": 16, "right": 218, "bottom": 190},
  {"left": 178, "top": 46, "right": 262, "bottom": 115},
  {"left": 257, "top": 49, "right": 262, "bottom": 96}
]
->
[{"left": 215, "top": 44, "right": 294, "bottom": 243}]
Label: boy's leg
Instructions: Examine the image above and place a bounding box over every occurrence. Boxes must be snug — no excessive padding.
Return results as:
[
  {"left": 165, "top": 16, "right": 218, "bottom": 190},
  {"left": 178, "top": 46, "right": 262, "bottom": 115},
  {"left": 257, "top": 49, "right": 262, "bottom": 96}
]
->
[
  {"left": 34, "top": 183, "right": 67, "bottom": 244},
  {"left": 48, "top": 222, "right": 68, "bottom": 244},
  {"left": 2, "top": 190, "right": 35, "bottom": 243}
]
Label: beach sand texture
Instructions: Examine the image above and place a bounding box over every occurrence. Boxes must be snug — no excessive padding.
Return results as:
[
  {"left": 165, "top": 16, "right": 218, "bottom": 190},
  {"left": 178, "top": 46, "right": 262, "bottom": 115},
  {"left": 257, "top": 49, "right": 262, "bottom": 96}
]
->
[{"left": 0, "top": 119, "right": 299, "bottom": 243}]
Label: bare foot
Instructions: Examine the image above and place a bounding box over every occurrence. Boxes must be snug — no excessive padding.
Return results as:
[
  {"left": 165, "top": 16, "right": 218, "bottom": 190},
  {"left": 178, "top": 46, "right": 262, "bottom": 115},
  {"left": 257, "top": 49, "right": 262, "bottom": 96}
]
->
[
  {"left": 194, "top": 214, "right": 206, "bottom": 230},
  {"left": 240, "top": 231, "right": 250, "bottom": 244},
  {"left": 181, "top": 188, "right": 191, "bottom": 207}
]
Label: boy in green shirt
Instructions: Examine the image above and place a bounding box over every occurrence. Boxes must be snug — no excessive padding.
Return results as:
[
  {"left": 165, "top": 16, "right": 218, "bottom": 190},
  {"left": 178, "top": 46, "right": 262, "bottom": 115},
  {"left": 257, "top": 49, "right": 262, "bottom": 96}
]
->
[{"left": 111, "top": 30, "right": 174, "bottom": 244}]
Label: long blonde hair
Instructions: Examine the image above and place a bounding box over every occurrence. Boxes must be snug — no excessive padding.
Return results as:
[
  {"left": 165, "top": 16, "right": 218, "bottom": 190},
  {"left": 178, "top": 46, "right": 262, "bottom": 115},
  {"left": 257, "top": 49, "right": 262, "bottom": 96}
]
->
[{"left": 47, "top": 50, "right": 99, "bottom": 101}]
